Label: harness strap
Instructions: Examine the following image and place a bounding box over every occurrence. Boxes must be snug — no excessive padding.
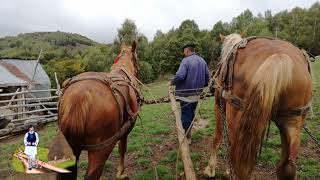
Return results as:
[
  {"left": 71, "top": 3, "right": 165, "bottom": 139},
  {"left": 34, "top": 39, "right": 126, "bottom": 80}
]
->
[
  {"left": 277, "top": 103, "right": 311, "bottom": 117},
  {"left": 80, "top": 117, "right": 137, "bottom": 150},
  {"left": 221, "top": 90, "right": 246, "bottom": 111}
]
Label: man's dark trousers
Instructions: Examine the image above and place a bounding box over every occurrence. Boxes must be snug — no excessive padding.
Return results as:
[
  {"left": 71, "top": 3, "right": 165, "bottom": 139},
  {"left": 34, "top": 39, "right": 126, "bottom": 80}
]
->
[{"left": 180, "top": 101, "right": 198, "bottom": 137}]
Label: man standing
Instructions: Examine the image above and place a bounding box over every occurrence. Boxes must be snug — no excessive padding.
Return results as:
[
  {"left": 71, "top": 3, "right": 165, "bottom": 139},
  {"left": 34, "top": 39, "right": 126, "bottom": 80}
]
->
[
  {"left": 24, "top": 125, "right": 39, "bottom": 170},
  {"left": 171, "top": 42, "right": 210, "bottom": 143}
]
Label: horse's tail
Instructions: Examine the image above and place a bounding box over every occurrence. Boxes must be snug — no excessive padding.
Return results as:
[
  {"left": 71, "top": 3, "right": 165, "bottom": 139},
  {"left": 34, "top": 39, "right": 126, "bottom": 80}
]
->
[
  {"left": 230, "top": 53, "right": 293, "bottom": 179},
  {"left": 59, "top": 90, "right": 91, "bottom": 145}
]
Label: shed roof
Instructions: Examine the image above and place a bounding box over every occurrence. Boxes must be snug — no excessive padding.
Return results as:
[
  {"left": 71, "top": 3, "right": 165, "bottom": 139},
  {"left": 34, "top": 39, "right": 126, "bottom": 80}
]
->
[{"left": 0, "top": 59, "right": 50, "bottom": 88}]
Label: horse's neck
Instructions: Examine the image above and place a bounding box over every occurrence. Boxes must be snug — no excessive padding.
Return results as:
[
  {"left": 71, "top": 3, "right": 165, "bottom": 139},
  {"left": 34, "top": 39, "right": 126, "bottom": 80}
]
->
[
  {"left": 111, "top": 63, "right": 137, "bottom": 83},
  {"left": 111, "top": 62, "right": 134, "bottom": 74}
]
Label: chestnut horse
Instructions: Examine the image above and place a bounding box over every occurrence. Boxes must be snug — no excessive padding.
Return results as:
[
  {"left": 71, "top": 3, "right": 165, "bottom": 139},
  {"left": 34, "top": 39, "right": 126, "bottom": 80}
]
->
[
  {"left": 204, "top": 34, "right": 312, "bottom": 179},
  {"left": 58, "top": 41, "right": 140, "bottom": 179}
]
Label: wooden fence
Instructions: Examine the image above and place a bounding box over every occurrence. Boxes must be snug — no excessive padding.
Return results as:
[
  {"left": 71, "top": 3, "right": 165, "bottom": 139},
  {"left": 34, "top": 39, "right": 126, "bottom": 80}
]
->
[{"left": 0, "top": 88, "right": 60, "bottom": 138}]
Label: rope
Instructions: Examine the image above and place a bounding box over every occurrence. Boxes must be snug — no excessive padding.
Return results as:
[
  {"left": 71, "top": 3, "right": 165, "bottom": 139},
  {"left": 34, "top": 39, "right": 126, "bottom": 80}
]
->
[{"left": 303, "top": 124, "right": 320, "bottom": 148}]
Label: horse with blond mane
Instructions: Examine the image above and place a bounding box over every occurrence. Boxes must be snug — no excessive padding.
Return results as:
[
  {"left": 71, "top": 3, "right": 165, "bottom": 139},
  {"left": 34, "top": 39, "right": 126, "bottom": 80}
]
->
[
  {"left": 58, "top": 41, "right": 140, "bottom": 179},
  {"left": 204, "top": 34, "right": 312, "bottom": 179}
]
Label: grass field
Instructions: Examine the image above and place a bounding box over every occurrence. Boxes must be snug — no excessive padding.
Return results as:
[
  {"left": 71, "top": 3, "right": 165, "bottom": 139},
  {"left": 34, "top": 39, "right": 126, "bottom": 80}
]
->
[{"left": 0, "top": 61, "right": 320, "bottom": 179}]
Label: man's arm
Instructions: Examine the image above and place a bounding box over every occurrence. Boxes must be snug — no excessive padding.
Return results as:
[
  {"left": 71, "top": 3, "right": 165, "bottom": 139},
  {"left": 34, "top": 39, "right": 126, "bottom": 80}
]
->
[
  {"left": 35, "top": 132, "right": 39, "bottom": 146},
  {"left": 24, "top": 133, "right": 28, "bottom": 146},
  {"left": 172, "top": 60, "right": 188, "bottom": 85}
]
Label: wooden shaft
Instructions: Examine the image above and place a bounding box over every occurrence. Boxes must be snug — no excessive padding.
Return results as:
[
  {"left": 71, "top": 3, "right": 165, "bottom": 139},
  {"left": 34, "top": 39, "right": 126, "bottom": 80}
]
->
[{"left": 168, "top": 85, "right": 197, "bottom": 180}]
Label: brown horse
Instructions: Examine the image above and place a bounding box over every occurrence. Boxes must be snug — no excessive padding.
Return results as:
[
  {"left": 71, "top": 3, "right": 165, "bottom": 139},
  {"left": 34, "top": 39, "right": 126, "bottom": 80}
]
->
[
  {"left": 204, "top": 34, "right": 312, "bottom": 179},
  {"left": 58, "top": 41, "right": 140, "bottom": 179}
]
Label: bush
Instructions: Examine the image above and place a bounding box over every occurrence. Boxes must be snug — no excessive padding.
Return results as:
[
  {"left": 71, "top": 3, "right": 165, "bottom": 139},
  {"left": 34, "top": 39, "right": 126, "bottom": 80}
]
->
[{"left": 138, "top": 61, "right": 154, "bottom": 83}]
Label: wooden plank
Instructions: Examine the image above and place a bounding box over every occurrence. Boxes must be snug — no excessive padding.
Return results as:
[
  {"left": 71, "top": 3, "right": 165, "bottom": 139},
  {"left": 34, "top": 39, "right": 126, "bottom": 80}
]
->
[
  {"left": 25, "top": 91, "right": 57, "bottom": 115},
  {"left": 17, "top": 151, "right": 71, "bottom": 173},
  {"left": 17, "top": 87, "right": 24, "bottom": 119},
  {"left": 0, "top": 89, "right": 58, "bottom": 97},
  {"left": 0, "top": 96, "right": 59, "bottom": 104},
  {"left": 0, "top": 108, "right": 57, "bottom": 118},
  {"left": 21, "top": 87, "right": 26, "bottom": 118},
  {"left": 12, "top": 114, "right": 57, "bottom": 122},
  {"left": 14, "top": 153, "right": 44, "bottom": 174},
  {"left": 6, "top": 88, "right": 20, "bottom": 107},
  {"left": 168, "top": 85, "right": 197, "bottom": 180},
  {"left": 0, "top": 102, "right": 57, "bottom": 109}
]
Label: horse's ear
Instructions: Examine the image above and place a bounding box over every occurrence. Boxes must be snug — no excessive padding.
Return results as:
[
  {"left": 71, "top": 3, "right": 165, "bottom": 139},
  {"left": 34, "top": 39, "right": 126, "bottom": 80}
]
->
[
  {"left": 240, "top": 32, "right": 245, "bottom": 38},
  {"left": 132, "top": 40, "right": 137, "bottom": 52},
  {"left": 219, "top": 33, "right": 225, "bottom": 42}
]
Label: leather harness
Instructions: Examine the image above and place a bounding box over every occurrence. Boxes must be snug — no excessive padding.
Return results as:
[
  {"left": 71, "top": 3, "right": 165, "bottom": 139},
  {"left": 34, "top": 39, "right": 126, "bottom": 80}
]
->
[
  {"left": 59, "top": 68, "right": 142, "bottom": 150},
  {"left": 214, "top": 36, "right": 312, "bottom": 118}
]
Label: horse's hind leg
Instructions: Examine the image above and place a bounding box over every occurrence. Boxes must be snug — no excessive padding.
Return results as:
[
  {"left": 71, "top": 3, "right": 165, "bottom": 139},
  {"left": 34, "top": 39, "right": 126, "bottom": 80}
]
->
[
  {"left": 58, "top": 149, "right": 80, "bottom": 180},
  {"left": 204, "top": 100, "right": 223, "bottom": 177},
  {"left": 85, "top": 145, "right": 115, "bottom": 180},
  {"left": 117, "top": 136, "right": 128, "bottom": 179},
  {"left": 276, "top": 116, "right": 305, "bottom": 180}
]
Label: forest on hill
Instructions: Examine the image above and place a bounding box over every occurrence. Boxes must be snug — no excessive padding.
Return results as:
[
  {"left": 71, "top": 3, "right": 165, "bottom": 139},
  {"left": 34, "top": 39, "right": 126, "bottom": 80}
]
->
[{"left": 0, "top": 2, "right": 319, "bottom": 86}]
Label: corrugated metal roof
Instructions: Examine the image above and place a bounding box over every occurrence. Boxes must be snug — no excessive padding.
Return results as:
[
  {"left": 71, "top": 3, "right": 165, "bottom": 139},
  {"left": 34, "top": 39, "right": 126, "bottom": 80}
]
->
[
  {"left": 0, "top": 61, "right": 31, "bottom": 82},
  {"left": 0, "top": 65, "right": 28, "bottom": 87},
  {"left": 0, "top": 59, "right": 50, "bottom": 87},
  {"left": 0, "top": 59, "right": 51, "bottom": 98}
]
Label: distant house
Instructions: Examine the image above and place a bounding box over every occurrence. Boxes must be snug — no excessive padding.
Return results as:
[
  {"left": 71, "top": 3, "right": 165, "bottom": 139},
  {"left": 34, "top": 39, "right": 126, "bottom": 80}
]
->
[{"left": 0, "top": 59, "right": 51, "bottom": 99}]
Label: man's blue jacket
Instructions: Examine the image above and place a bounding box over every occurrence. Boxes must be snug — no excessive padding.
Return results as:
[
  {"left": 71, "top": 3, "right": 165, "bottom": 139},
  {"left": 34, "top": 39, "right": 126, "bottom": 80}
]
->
[{"left": 172, "top": 53, "right": 210, "bottom": 97}]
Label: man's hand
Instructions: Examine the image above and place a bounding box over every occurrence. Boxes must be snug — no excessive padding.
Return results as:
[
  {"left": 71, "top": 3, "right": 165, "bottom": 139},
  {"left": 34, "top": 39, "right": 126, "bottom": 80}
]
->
[{"left": 27, "top": 142, "right": 31, "bottom": 145}]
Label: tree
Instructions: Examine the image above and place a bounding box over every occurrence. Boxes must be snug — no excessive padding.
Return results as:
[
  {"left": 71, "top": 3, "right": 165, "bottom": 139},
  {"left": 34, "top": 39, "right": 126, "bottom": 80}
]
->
[{"left": 117, "top": 19, "right": 138, "bottom": 44}]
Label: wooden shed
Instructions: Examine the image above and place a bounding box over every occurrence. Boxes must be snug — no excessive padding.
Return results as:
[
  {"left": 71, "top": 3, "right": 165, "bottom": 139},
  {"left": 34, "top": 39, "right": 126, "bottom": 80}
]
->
[{"left": 0, "top": 59, "right": 59, "bottom": 138}]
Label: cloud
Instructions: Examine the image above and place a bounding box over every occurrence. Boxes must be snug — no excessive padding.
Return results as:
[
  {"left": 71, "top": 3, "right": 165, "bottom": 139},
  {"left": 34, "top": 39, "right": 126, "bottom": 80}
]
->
[{"left": 0, "top": 0, "right": 317, "bottom": 43}]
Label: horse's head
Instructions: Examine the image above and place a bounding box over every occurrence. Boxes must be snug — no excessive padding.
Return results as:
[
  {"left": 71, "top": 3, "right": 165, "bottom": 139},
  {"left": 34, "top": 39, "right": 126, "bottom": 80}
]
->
[
  {"left": 112, "top": 41, "right": 139, "bottom": 78},
  {"left": 219, "top": 33, "right": 243, "bottom": 62}
]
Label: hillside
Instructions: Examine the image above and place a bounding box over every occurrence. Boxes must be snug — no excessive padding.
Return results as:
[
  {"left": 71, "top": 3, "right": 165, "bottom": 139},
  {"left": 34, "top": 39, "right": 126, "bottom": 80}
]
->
[{"left": 0, "top": 31, "right": 98, "bottom": 61}]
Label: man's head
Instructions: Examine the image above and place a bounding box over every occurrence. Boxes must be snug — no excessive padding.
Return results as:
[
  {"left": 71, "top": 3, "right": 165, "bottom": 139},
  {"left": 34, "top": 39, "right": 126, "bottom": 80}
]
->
[
  {"left": 28, "top": 125, "right": 34, "bottom": 132},
  {"left": 182, "top": 42, "right": 196, "bottom": 57}
]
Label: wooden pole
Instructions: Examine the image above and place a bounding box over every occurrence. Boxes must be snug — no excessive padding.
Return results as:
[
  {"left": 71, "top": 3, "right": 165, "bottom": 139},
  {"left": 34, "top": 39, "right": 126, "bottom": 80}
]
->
[
  {"left": 6, "top": 88, "right": 20, "bottom": 107},
  {"left": 54, "top": 72, "right": 61, "bottom": 96},
  {"left": 168, "top": 85, "right": 197, "bottom": 180},
  {"left": 21, "top": 87, "right": 26, "bottom": 118}
]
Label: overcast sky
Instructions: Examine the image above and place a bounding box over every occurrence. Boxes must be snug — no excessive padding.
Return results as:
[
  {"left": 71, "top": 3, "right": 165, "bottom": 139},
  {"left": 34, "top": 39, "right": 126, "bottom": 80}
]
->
[{"left": 0, "top": 0, "right": 317, "bottom": 43}]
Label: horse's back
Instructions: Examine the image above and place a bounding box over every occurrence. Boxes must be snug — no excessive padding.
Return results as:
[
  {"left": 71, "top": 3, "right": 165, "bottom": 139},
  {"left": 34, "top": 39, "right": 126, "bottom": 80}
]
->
[
  {"left": 236, "top": 38, "right": 308, "bottom": 76},
  {"left": 234, "top": 38, "right": 312, "bottom": 109}
]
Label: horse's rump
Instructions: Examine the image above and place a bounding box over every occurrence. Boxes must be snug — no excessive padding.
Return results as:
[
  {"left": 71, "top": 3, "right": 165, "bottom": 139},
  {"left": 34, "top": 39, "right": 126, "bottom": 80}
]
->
[
  {"left": 59, "top": 71, "right": 140, "bottom": 148},
  {"left": 216, "top": 37, "right": 312, "bottom": 178}
]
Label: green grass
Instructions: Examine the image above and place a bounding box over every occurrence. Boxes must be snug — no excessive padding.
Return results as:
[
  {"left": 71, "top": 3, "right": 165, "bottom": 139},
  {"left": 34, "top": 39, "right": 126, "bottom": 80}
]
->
[{"left": 1, "top": 61, "right": 320, "bottom": 178}]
